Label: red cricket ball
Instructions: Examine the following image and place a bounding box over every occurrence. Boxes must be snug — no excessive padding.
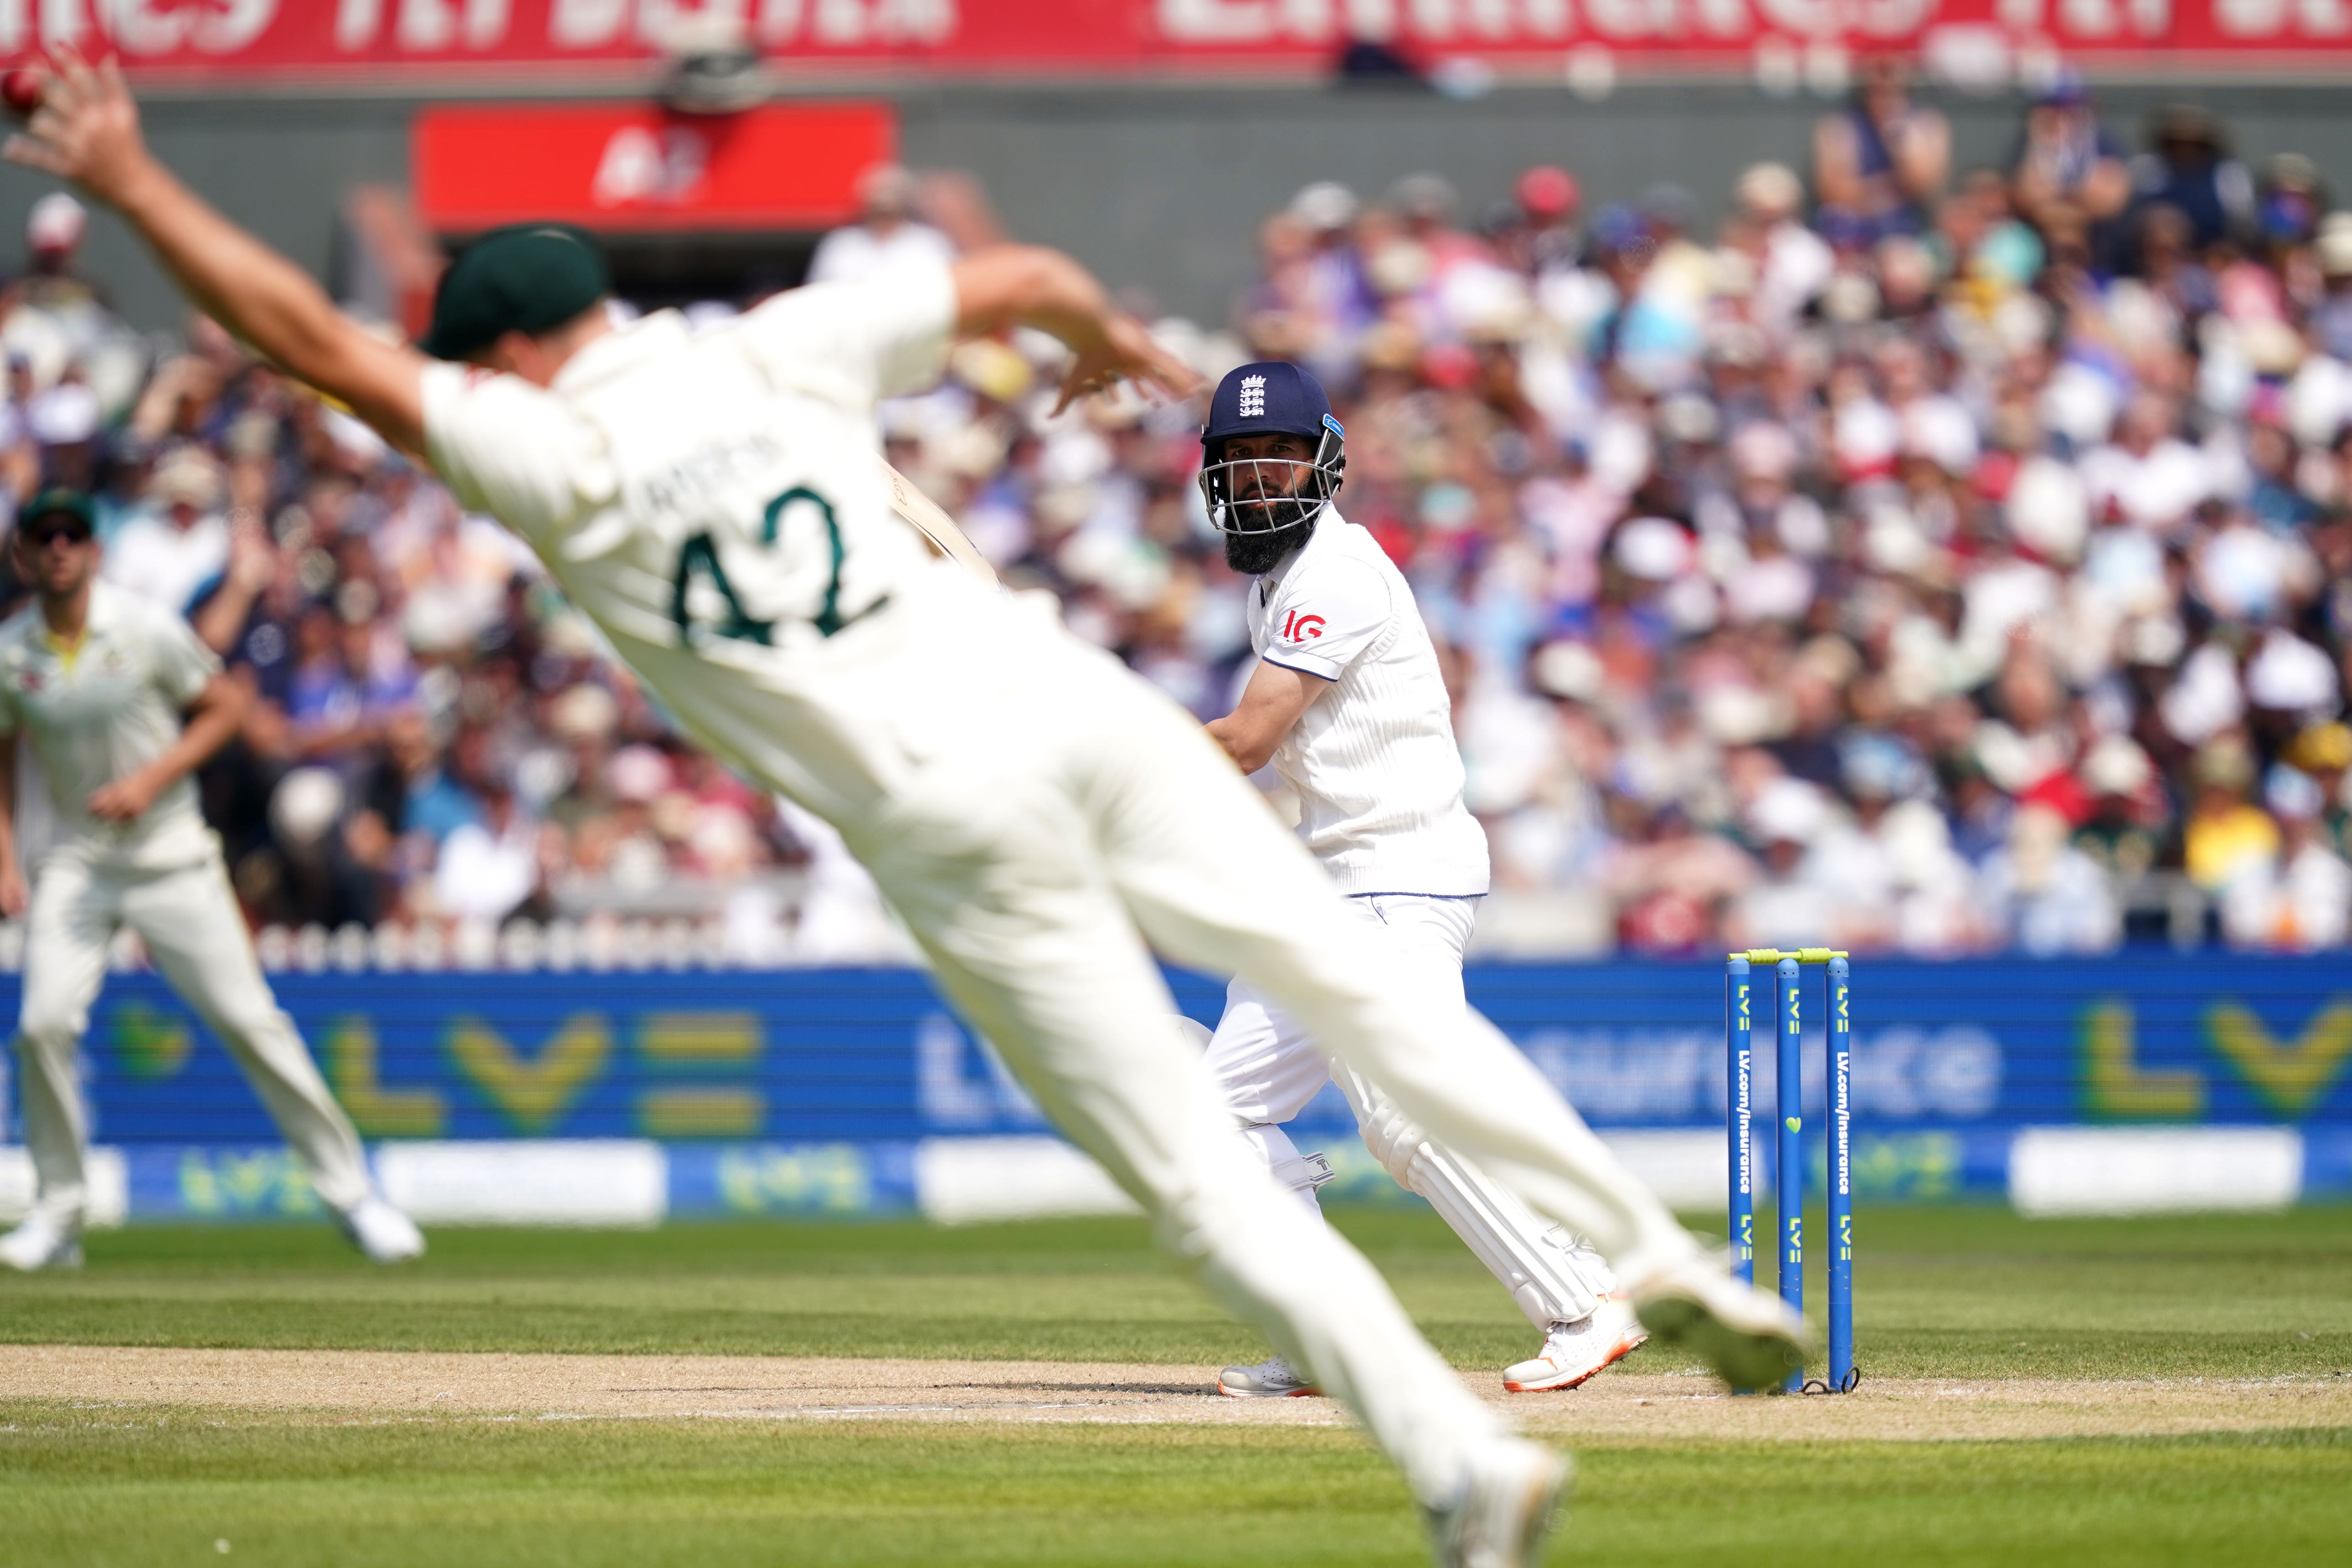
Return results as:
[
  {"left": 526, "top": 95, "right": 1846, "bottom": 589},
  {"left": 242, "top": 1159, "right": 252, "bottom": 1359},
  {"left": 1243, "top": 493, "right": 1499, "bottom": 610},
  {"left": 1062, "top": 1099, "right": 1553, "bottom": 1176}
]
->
[{"left": 2, "top": 67, "right": 44, "bottom": 121}]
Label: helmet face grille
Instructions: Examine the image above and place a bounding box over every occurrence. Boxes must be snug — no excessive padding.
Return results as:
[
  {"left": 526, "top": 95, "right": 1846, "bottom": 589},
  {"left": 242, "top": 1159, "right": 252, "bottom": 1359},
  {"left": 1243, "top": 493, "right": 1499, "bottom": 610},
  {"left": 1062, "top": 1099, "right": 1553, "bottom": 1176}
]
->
[{"left": 1197, "top": 427, "right": 1346, "bottom": 536}]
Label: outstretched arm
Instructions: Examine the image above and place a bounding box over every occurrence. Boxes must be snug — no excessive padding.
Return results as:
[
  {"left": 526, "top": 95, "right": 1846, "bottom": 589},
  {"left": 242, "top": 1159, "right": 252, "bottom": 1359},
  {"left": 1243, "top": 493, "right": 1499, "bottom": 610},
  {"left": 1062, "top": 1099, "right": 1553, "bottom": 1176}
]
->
[
  {"left": 951, "top": 245, "right": 1202, "bottom": 413},
  {"left": 5, "top": 52, "right": 427, "bottom": 454}
]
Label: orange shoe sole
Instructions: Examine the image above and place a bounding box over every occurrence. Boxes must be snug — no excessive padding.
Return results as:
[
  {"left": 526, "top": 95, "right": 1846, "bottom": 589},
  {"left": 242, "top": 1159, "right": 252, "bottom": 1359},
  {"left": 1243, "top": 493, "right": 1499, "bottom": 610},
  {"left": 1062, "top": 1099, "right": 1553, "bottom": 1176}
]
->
[
  {"left": 1502, "top": 1333, "right": 1648, "bottom": 1393},
  {"left": 1216, "top": 1380, "right": 1326, "bottom": 1398}
]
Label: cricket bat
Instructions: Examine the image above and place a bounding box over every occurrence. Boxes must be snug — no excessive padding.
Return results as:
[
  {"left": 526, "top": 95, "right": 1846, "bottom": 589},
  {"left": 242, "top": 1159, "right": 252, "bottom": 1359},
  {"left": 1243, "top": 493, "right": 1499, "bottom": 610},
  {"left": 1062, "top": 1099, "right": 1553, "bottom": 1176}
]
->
[{"left": 882, "top": 458, "right": 999, "bottom": 586}]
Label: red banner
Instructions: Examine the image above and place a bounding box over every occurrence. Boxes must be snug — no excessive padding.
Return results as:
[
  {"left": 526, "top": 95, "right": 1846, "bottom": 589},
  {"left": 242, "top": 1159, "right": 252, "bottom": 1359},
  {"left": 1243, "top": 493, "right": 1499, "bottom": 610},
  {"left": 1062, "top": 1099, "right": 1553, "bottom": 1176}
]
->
[
  {"left": 0, "top": 0, "right": 2347, "bottom": 81},
  {"left": 413, "top": 101, "right": 893, "bottom": 230}
]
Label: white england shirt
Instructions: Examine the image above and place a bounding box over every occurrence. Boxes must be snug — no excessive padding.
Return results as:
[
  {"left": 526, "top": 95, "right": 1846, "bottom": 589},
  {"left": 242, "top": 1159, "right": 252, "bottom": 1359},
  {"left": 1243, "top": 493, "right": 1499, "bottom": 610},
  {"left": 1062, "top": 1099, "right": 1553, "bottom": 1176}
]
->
[
  {"left": 0, "top": 581, "right": 222, "bottom": 873},
  {"left": 1247, "top": 508, "right": 1489, "bottom": 897},
  {"left": 419, "top": 264, "right": 1004, "bottom": 832}
]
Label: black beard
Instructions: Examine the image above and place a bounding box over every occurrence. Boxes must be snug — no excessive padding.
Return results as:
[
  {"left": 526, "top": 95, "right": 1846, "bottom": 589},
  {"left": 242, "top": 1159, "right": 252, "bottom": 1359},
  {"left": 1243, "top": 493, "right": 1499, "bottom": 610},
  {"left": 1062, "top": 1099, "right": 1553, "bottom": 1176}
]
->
[{"left": 1223, "top": 517, "right": 1313, "bottom": 575}]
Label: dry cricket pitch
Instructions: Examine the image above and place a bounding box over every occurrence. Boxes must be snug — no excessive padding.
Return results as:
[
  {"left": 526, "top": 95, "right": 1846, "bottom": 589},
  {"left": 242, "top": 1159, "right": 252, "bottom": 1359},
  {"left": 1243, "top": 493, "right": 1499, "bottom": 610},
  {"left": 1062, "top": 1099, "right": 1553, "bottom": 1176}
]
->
[{"left": 7, "top": 1344, "right": 2347, "bottom": 1443}]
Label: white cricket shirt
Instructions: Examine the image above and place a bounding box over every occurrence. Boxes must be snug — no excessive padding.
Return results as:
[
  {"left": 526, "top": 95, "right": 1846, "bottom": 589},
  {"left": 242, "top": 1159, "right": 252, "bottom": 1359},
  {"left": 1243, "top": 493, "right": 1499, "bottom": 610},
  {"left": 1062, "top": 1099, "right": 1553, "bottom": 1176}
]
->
[
  {"left": 1247, "top": 509, "right": 1489, "bottom": 897},
  {"left": 419, "top": 264, "right": 1008, "bottom": 831},
  {"left": 0, "top": 582, "right": 222, "bottom": 872}
]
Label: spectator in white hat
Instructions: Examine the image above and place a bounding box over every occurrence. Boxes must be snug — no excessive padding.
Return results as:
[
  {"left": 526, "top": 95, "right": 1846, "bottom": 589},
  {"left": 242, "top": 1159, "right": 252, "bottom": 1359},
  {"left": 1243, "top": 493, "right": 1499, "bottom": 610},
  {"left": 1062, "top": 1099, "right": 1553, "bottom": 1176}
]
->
[
  {"left": 1725, "top": 776, "right": 1837, "bottom": 948},
  {"left": 2221, "top": 766, "right": 2352, "bottom": 951},
  {"left": 24, "top": 190, "right": 84, "bottom": 257},
  {"left": 103, "top": 444, "right": 228, "bottom": 613},
  {"left": 806, "top": 163, "right": 956, "bottom": 288},
  {"left": 1285, "top": 181, "right": 1375, "bottom": 379},
  {"left": 2309, "top": 215, "right": 2352, "bottom": 359},
  {"left": 2, "top": 191, "right": 142, "bottom": 422},
  {"left": 1734, "top": 161, "right": 1833, "bottom": 330},
  {"left": 1976, "top": 802, "right": 2120, "bottom": 955}
]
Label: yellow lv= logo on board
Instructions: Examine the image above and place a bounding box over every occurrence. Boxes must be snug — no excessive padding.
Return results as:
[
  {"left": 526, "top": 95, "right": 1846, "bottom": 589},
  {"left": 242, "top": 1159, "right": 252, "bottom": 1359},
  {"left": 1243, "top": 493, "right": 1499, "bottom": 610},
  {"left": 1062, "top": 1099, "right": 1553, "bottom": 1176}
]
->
[
  {"left": 2082, "top": 999, "right": 2204, "bottom": 1118},
  {"left": 2206, "top": 1000, "right": 2352, "bottom": 1117},
  {"left": 327, "top": 1017, "right": 447, "bottom": 1138},
  {"left": 447, "top": 1013, "right": 611, "bottom": 1134}
]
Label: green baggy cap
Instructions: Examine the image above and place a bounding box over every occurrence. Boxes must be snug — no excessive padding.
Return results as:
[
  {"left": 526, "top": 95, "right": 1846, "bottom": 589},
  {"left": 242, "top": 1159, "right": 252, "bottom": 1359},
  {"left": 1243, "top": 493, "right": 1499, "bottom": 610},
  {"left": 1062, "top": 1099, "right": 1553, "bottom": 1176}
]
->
[
  {"left": 421, "top": 223, "right": 612, "bottom": 361},
  {"left": 19, "top": 487, "right": 95, "bottom": 533}
]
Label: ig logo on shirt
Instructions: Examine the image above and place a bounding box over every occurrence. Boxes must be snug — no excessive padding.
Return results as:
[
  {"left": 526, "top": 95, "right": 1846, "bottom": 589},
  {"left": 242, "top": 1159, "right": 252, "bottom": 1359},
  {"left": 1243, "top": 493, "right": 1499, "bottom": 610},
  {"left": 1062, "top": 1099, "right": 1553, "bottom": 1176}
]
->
[{"left": 1282, "top": 612, "right": 1325, "bottom": 641}]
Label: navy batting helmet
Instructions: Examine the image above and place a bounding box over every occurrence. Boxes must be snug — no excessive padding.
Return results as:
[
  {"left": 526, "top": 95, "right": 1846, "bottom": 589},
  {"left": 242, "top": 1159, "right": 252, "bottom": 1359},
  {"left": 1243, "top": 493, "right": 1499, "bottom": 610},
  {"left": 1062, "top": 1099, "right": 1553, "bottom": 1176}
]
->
[{"left": 1197, "top": 360, "right": 1346, "bottom": 537}]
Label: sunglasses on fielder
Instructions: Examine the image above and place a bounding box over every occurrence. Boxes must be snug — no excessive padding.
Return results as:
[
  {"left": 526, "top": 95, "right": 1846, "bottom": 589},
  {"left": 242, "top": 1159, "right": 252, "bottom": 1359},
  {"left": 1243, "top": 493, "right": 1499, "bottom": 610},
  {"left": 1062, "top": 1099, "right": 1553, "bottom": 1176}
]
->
[{"left": 22, "top": 519, "right": 92, "bottom": 549}]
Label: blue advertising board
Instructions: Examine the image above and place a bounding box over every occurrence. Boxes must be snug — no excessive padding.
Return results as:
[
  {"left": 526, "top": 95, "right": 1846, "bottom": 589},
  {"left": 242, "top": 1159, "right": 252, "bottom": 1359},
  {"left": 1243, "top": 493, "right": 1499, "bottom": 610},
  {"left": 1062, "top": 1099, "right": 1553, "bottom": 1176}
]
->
[
  {"left": 2, "top": 956, "right": 2348, "bottom": 1217},
  {"left": 7, "top": 956, "right": 2352, "bottom": 1143}
]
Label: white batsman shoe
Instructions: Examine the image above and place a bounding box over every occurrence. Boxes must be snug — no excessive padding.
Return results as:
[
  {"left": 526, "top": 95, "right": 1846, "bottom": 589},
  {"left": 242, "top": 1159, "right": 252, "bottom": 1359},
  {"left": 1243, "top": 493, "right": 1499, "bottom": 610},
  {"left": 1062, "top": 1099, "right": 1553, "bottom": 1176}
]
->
[
  {"left": 1426, "top": 1437, "right": 1570, "bottom": 1568},
  {"left": 1216, "top": 1354, "right": 1323, "bottom": 1398},
  {"left": 1626, "top": 1252, "right": 1806, "bottom": 1392},
  {"left": 1503, "top": 1296, "right": 1650, "bottom": 1393},
  {"left": 0, "top": 1212, "right": 83, "bottom": 1272},
  {"left": 335, "top": 1195, "right": 426, "bottom": 1265}
]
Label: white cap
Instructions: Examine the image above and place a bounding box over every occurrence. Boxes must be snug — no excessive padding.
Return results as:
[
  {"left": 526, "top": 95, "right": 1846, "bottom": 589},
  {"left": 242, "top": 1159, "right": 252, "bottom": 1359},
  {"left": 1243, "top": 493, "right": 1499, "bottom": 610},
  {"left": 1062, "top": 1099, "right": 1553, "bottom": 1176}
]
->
[
  {"left": 607, "top": 744, "right": 673, "bottom": 804},
  {"left": 549, "top": 684, "right": 620, "bottom": 744},
  {"left": 1531, "top": 641, "right": 1605, "bottom": 703},
  {"left": 1747, "top": 776, "right": 1827, "bottom": 845},
  {"left": 26, "top": 381, "right": 98, "bottom": 445},
  {"left": 148, "top": 445, "right": 224, "bottom": 509},
  {"left": 2006, "top": 453, "right": 2090, "bottom": 564},
  {"left": 1613, "top": 516, "right": 1693, "bottom": 581},
  {"left": 2246, "top": 628, "right": 2342, "bottom": 714},
  {"left": 2318, "top": 216, "right": 2352, "bottom": 278},
  {"left": 269, "top": 767, "right": 346, "bottom": 848},
  {"left": 27, "top": 192, "right": 85, "bottom": 254},
  {"left": 1736, "top": 162, "right": 1803, "bottom": 220},
  {"left": 1288, "top": 181, "right": 1359, "bottom": 233},
  {"left": 2079, "top": 735, "right": 2153, "bottom": 797}
]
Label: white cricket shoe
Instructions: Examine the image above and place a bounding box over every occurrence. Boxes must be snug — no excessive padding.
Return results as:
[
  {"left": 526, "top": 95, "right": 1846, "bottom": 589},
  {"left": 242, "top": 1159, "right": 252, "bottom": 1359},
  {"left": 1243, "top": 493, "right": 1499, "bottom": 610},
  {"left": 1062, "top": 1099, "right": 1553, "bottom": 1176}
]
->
[
  {"left": 1216, "top": 1354, "right": 1323, "bottom": 1398},
  {"left": 1626, "top": 1252, "right": 1806, "bottom": 1392},
  {"left": 0, "top": 1212, "right": 83, "bottom": 1271},
  {"left": 1503, "top": 1296, "right": 1650, "bottom": 1393},
  {"left": 335, "top": 1195, "right": 426, "bottom": 1265},
  {"left": 1425, "top": 1437, "right": 1570, "bottom": 1568}
]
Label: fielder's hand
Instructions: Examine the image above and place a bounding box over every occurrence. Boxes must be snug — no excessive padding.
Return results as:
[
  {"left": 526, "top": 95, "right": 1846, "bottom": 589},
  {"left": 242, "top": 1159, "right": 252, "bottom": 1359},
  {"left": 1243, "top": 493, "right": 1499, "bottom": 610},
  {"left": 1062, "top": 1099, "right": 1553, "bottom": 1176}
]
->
[
  {"left": 88, "top": 768, "right": 162, "bottom": 823},
  {"left": 0, "top": 863, "right": 24, "bottom": 920},
  {"left": 2, "top": 49, "right": 154, "bottom": 209},
  {"left": 1053, "top": 313, "right": 1204, "bottom": 416}
]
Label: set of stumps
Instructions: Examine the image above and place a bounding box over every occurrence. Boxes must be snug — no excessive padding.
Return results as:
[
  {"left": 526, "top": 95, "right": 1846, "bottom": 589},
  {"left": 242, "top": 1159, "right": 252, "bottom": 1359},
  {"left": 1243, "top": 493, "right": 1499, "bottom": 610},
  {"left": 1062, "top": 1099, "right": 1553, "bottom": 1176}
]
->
[{"left": 1726, "top": 947, "right": 1858, "bottom": 1394}]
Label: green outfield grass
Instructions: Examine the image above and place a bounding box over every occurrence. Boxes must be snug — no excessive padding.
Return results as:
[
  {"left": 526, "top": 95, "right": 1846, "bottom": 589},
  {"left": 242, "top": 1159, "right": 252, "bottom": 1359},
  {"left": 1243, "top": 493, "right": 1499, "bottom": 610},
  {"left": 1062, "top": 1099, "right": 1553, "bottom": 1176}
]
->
[
  {"left": 3, "top": 1206, "right": 2348, "bottom": 1379},
  {"left": 3, "top": 1412, "right": 2347, "bottom": 1566},
  {"left": 4, "top": 1206, "right": 2350, "bottom": 1565}
]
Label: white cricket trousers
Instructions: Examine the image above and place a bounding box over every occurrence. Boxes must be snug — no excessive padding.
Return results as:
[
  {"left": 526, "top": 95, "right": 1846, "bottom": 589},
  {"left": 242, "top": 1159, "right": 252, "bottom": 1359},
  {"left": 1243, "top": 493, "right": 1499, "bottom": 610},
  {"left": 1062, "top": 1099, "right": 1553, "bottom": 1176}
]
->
[
  {"left": 12, "top": 850, "right": 372, "bottom": 1228},
  {"left": 839, "top": 622, "right": 1700, "bottom": 1507},
  {"left": 1205, "top": 893, "right": 1614, "bottom": 1332}
]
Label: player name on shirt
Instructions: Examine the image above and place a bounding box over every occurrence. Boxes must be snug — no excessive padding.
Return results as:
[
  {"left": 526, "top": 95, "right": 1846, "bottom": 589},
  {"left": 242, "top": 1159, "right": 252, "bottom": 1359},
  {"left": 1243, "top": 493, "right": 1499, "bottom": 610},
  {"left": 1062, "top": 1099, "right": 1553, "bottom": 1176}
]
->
[{"left": 632, "top": 429, "right": 790, "bottom": 521}]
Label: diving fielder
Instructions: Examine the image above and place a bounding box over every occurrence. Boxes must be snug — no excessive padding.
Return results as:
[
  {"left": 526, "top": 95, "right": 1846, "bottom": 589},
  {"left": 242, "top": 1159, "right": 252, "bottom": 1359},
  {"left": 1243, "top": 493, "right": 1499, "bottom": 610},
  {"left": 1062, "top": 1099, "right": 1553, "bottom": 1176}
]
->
[
  {"left": 1192, "top": 363, "right": 1647, "bottom": 1398},
  {"left": 0, "top": 488, "right": 423, "bottom": 1270},
  {"left": 7, "top": 55, "right": 1801, "bottom": 1566}
]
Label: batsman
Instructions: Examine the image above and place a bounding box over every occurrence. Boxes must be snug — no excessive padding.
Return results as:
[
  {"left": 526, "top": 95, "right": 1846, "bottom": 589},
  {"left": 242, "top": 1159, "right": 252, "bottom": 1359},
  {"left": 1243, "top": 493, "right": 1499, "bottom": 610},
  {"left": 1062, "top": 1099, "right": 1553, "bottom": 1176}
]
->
[{"left": 1191, "top": 361, "right": 1646, "bottom": 1398}]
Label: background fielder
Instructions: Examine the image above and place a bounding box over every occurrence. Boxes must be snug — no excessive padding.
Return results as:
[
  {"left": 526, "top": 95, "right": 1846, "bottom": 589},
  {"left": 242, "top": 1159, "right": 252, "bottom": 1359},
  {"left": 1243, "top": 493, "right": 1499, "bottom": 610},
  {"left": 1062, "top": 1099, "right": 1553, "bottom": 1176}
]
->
[
  {"left": 0, "top": 488, "right": 422, "bottom": 1271},
  {"left": 1188, "top": 363, "right": 1648, "bottom": 1399}
]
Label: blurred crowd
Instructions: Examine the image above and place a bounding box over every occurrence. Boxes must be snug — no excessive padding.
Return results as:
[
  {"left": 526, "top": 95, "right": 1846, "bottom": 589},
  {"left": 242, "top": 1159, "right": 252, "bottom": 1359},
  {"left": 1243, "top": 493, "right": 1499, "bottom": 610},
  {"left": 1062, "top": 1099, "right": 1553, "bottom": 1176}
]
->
[{"left": 2, "top": 65, "right": 2349, "bottom": 960}]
